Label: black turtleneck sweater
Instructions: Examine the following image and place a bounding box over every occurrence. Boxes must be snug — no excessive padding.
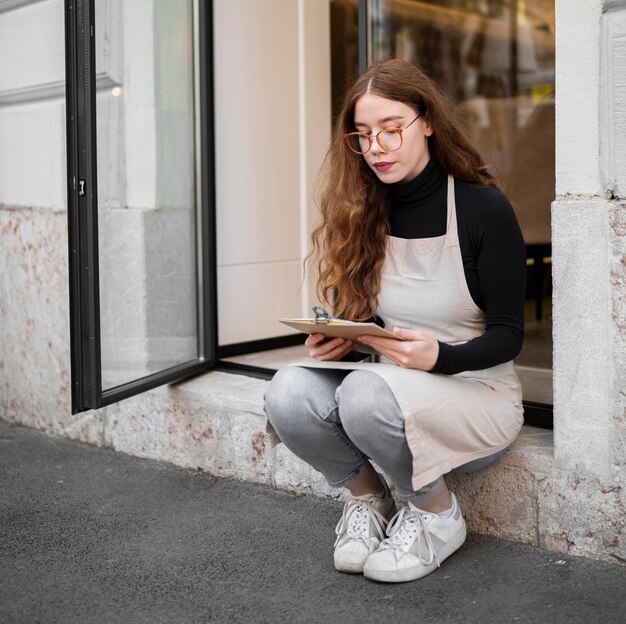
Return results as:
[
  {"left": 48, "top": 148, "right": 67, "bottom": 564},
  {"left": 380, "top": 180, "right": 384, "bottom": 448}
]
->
[{"left": 385, "top": 159, "right": 526, "bottom": 375}]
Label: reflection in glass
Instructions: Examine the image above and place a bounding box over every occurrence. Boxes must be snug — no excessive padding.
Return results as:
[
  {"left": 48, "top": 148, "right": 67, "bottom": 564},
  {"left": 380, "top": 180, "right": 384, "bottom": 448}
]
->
[
  {"left": 330, "top": 0, "right": 360, "bottom": 124},
  {"left": 367, "top": 0, "right": 555, "bottom": 404},
  {"left": 95, "top": 0, "right": 199, "bottom": 390}
]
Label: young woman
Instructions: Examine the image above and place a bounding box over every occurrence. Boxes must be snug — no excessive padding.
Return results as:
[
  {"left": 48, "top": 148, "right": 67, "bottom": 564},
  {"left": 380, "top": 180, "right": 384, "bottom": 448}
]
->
[{"left": 264, "top": 59, "right": 525, "bottom": 584}]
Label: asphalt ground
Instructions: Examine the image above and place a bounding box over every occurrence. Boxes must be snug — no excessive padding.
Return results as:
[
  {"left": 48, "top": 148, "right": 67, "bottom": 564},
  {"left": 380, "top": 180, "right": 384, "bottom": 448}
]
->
[{"left": 1, "top": 419, "right": 624, "bottom": 624}]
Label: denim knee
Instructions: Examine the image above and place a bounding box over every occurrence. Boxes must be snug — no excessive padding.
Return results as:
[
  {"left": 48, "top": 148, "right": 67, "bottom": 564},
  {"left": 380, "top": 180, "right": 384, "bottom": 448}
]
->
[
  {"left": 264, "top": 366, "right": 306, "bottom": 432},
  {"left": 264, "top": 365, "right": 347, "bottom": 434},
  {"left": 336, "top": 370, "right": 400, "bottom": 443}
]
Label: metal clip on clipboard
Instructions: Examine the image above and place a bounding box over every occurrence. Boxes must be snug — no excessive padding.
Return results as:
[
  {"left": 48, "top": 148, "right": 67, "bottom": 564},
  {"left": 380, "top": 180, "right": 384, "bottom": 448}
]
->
[{"left": 312, "top": 306, "right": 330, "bottom": 324}]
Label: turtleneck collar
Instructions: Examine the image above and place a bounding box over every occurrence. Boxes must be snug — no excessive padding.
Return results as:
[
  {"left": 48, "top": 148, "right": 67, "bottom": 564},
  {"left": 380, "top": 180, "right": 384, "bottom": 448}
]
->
[{"left": 387, "top": 158, "right": 446, "bottom": 208}]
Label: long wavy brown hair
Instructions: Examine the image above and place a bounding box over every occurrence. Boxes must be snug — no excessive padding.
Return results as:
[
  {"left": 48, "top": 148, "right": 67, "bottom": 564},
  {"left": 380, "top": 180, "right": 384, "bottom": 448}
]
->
[{"left": 309, "top": 59, "right": 500, "bottom": 321}]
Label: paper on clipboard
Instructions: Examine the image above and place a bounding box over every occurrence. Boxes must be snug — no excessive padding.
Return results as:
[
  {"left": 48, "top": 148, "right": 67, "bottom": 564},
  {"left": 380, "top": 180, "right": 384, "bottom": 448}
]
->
[{"left": 279, "top": 318, "right": 403, "bottom": 342}]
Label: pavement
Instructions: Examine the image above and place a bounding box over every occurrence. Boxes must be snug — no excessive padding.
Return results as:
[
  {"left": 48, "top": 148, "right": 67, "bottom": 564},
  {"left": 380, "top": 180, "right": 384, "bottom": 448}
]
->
[{"left": 0, "top": 420, "right": 625, "bottom": 624}]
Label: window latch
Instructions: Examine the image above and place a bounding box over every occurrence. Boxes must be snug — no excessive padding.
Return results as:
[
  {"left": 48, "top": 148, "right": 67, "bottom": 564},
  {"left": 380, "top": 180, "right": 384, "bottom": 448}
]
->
[{"left": 78, "top": 179, "right": 86, "bottom": 197}]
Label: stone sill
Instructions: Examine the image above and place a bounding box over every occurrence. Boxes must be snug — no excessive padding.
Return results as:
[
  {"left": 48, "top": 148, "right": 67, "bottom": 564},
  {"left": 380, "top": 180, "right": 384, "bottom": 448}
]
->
[{"left": 105, "top": 370, "right": 555, "bottom": 549}]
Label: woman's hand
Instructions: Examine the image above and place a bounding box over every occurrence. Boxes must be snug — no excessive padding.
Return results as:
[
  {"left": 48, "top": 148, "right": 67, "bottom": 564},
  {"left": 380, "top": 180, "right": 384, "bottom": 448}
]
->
[
  {"left": 306, "top": 333, "right": 355, "bottom": 361},
  {"left": 358, "top": 327, "right": 439, "bottom": 371}
]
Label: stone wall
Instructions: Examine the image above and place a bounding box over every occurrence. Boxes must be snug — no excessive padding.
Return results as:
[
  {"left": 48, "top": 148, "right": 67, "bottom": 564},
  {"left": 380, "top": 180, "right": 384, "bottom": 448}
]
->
[{"left": 549, "top": 0, "right": 626, "bottom": 561}]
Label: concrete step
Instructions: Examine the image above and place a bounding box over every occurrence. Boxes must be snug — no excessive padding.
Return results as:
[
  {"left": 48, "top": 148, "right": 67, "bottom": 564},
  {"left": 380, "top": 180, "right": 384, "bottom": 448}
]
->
[{"left": 101, "top": 370, "right": 559, "bottom": 552}]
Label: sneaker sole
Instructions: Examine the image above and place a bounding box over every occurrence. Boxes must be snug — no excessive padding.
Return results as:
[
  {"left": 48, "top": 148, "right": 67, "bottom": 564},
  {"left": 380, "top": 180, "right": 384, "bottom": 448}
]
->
[
  {"left": 363, "top": 522, "right": 467, "bottom": 583},
  {"left": 334, "top": 499, "right": 397, "bottom": 575},
  {"left": 334, "top": 558, "right": 365, "bottom": 574}
]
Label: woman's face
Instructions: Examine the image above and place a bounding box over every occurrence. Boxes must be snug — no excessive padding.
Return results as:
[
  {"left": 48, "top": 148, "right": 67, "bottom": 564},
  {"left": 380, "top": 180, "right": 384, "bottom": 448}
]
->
[{"left": 352, "top": 94, "right": 432, "bottom": 184}]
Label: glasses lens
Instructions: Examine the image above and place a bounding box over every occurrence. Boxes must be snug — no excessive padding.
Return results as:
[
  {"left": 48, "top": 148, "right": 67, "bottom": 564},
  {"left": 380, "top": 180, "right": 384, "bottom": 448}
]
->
[
  {"left": 346, "top": 133, "right": 369, "bottom": 154},
  {"left": 378, "top": 129, "right": 402, "bottom": 152}
]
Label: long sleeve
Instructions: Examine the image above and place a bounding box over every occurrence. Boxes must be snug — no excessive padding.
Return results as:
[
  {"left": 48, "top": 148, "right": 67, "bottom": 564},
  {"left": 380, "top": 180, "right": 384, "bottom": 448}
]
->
[{"left": 431, "top": 184, "right": 526, "bottom": 374}]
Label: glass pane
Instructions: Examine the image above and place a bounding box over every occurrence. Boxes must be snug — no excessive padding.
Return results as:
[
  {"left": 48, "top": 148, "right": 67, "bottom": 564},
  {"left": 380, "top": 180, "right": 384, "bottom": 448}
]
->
[
  {"left": 368, "top": 0, "right": 555, "bottom": 405},
  {"left": 95, "top": 0, "right": 199, "bottom": 390},
  {"left": 330, "top": 0, "right": 360, "bottom": 125}
]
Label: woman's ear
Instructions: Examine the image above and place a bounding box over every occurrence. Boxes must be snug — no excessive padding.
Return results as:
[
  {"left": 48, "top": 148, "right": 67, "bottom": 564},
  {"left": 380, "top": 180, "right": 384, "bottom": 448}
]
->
[{"left": 423, "top": 119, "right": 434, "bottom": 137}]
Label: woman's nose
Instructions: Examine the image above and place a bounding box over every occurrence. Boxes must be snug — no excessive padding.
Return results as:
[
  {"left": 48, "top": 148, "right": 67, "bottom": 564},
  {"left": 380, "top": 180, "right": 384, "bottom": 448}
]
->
[{"left": 369, "top": 138, "right": 385, "bottom": 156}]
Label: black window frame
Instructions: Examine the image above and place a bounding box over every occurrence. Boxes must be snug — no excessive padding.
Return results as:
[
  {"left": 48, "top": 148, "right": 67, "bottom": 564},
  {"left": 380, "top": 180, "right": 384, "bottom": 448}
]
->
[{"left": 65, "top": 0, "right": 217, "bottom": 414}]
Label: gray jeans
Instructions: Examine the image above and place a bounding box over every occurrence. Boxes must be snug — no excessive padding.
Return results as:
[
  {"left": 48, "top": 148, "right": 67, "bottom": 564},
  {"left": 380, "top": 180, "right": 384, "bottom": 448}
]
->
[{"left": 264, "top": 366, "right": 510, "bottom": 501}]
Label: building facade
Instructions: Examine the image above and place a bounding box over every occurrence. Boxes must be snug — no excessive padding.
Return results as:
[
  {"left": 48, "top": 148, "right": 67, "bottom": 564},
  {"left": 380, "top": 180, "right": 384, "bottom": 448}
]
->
[{"left": 0, "top": 0, "right": 624, "bottom": 562}]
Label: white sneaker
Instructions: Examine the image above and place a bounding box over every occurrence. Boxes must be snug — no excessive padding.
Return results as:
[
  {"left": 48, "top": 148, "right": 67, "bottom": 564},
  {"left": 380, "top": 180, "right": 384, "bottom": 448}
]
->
[
  {"left": 333, "top": 479, "right": 397, "bottom": 574},
  {"left": 363, "top": 492, "right": 466, "bottom": 583}
]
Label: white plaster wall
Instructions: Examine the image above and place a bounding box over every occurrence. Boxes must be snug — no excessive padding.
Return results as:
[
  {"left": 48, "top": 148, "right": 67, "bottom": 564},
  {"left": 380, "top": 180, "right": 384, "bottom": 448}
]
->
[
  {"left": 601, "top": 6, "right": 626, "bottom": 198},
  {"left": 557, "top": 0, "right": 626, "bottom": 199},
  {"left": 0, "top": 0, "right": 65, "bottom": 94},
  {"left": 214, "top": 0, "right": 331, "bottom": 344},
  {"left": 0, "top": 98, "right": 67, "bottom": 209},
  {"left": 0, "top": 0, "right": 66, "bottom": 210},
  {"left": 555, "top": 0, "right": 603, "bottom": 197}
]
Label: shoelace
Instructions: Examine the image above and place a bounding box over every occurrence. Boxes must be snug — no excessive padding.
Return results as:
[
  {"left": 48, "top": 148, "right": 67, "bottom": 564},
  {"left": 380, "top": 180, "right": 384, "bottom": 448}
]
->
[
  {"left": 379, "top": 506, "right": 441, "bottom": 567},
  {"left": 334, "top": 498, "right": 389, "bottom": 549}
]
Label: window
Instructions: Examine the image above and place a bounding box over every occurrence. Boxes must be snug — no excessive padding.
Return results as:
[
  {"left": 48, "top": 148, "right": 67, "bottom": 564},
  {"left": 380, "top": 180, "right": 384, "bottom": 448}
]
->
[
  {"left": 65, "top": 0, "right": 216, "bottom": 412},
  {"left": 363, "top": 0, "right": 554, "bottom": 424}
]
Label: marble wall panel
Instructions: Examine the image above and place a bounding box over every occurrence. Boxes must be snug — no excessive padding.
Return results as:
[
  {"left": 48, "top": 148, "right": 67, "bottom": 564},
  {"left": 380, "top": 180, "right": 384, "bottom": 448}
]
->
[
  {"left": 271, "top": 442, "right": 341, "bottom": 500},
  {"left": 103, "top": 372, "right": 272, "bottom": 485},
  {"left": 0, "top": 208, "right": 101, "bottom": 443},
  {"left": 102, "top": 388, "right": 195, "bottom": 465},
  {"left": 609, "top": 203, "right": 626, "bottom": 470},
  {"left": 446, "top": 463, "right": 539, "bottom": 545},
  {"left": 537, "top": 471, "right": 626, "bottom": 562},
  {"left": 175, "top": 372, "right": 271, "bottom": 485}
]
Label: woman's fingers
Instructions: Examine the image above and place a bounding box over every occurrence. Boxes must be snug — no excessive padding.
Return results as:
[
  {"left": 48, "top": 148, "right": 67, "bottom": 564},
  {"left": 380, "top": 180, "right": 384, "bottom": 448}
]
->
[
  {"left": 317, "top": 340, "right": 354, "bottom": 361},
  {"left": 392, "top": 327, "right": 426, "bottom": 340},
  {"left": 358, "top": 335, "right": 404, "bottom": 355},
  {"left": 357, "top": 329, "right": 438, "bottom": 370},
  {"left": 306, "top": 335, "right": 353, "bottom": 361},
  {"left": 305, "top": 333, "right": 326, "bottom": 348}
]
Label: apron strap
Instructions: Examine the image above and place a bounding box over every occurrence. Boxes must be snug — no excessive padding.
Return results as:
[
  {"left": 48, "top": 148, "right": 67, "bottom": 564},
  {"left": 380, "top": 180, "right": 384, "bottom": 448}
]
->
[{"left": 445, "top": 174, "right": 457, "bottom": 240}]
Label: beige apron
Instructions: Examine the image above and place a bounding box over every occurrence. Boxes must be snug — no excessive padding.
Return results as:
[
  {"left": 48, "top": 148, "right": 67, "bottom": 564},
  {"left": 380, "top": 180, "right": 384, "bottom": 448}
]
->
[{"left": 269, "top": 176, "right": 523, "bottom": 491}]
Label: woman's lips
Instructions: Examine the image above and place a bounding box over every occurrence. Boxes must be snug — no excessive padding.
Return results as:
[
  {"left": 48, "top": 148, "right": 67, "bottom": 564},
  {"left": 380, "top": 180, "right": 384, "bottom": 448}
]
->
[{"left": 373, "top": 162, "right": 394, "bottom": 172}]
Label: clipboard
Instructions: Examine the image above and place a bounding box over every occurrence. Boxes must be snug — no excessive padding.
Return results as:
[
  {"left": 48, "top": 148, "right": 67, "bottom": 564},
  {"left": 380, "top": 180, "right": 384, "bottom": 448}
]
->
[{"left": 279, "top": 318, "right": 402, "bottom": 342}]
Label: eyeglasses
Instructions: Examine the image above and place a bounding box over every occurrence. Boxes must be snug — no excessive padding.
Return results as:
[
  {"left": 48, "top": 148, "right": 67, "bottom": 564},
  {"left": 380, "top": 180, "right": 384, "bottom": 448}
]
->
[{"left": 343, "top": 115, "right": 421, "bottom": 155}]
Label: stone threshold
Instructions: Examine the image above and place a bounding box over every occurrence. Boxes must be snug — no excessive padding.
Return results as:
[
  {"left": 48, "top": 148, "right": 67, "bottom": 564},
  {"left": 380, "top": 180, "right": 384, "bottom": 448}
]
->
[{"left": 103, "top": 369, "right": 557, "bottom": 551}]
